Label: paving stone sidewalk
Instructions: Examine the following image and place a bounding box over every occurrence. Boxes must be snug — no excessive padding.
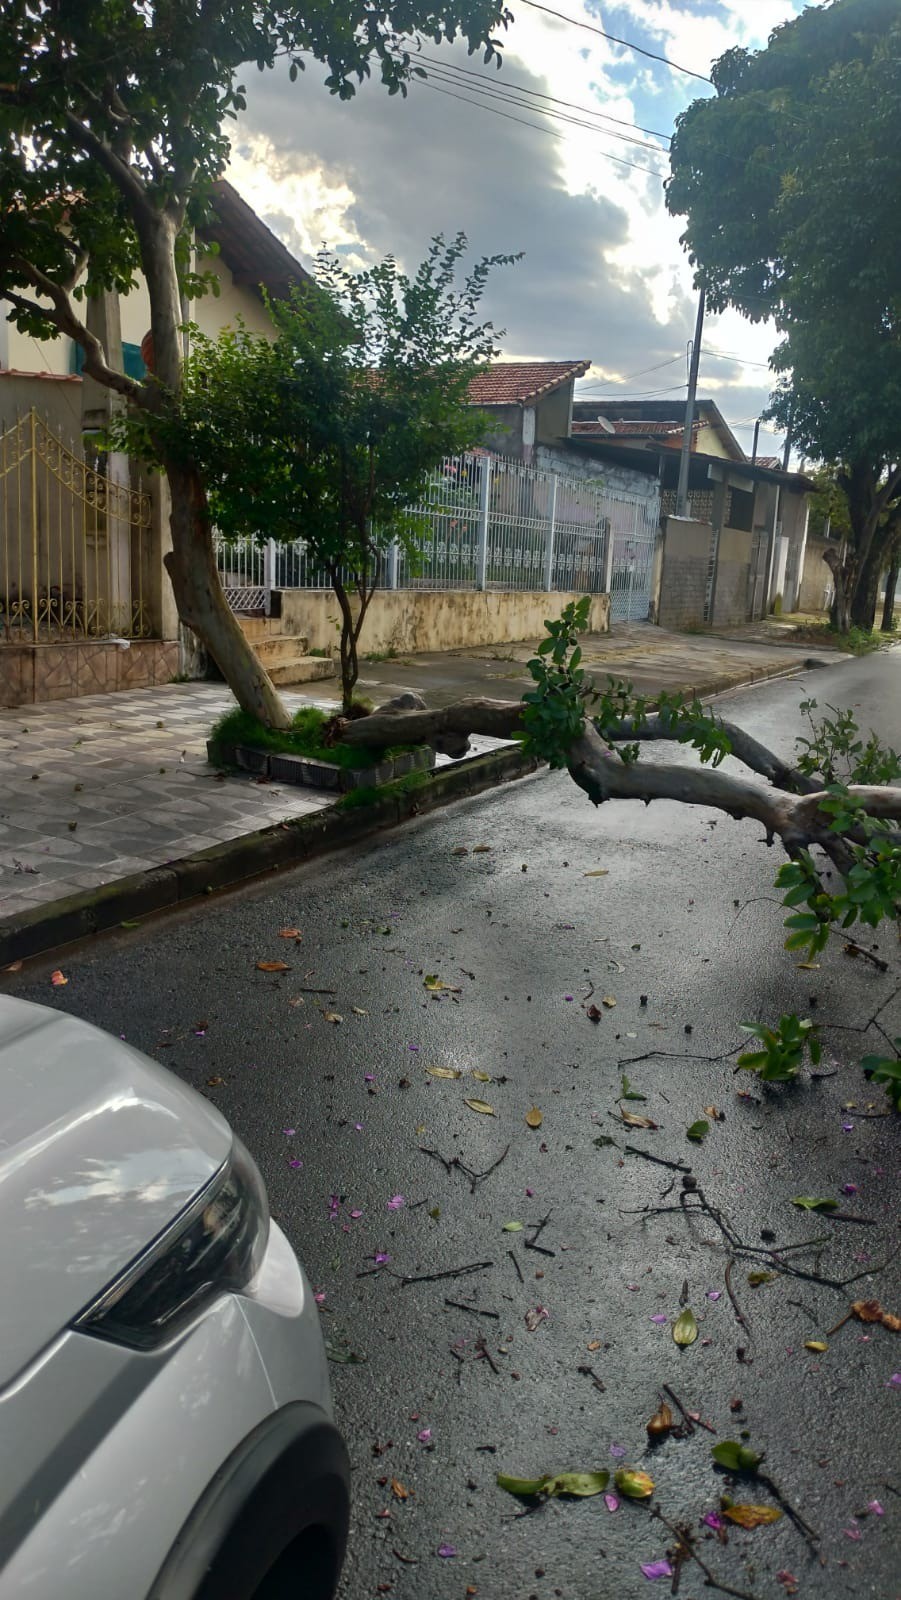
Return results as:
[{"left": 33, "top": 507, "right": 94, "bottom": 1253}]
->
[{"left": 0, "top": 621, "right": 848, "bottom": 924}]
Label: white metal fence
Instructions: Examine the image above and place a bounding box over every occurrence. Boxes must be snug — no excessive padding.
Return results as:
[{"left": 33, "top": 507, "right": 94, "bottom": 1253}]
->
[{"left": 215, "top": 451, "right": 659, "bottom": 614}]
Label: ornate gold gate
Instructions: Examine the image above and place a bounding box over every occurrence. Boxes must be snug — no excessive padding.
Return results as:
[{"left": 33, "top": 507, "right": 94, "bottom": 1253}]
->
[{"left": 0, "top": 410, "right": 153, "bottom": 640}]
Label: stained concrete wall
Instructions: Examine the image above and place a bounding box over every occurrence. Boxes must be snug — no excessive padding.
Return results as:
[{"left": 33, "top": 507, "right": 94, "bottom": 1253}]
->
[
  {"left": 711, "top": 525, "right": 754, "bottom": 627},
  {"left": 656, "top": 517, "right": 712, "bottom": 629},
  {"left": 797, "top": 535, "right": 834, "bottom": 615},
  {"left": 278, "top": 587, "right": 610, "bottom": 656}
]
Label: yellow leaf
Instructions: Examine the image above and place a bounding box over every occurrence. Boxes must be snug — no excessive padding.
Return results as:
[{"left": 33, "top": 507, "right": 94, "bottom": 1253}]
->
[
  {"left": 256, "top": 960, "right": 291, "bottom": 973},
  {"left": 464, "top": 1098, "right": 495, "bottom": 1116},
  {"left": 804, "top": 1340, "right": 828, "bottom": 1352},
  {"left": 323, "top": 1011, "right": 343, "bottom": 1024},
  {"left": 426, "top": 1066, "right": 461, "bottom": 1080},
  {"left": 471, "top": 1070, "right": 492, "bottom": 1082},
  {"left": 525, "top": 1106, "right": 543, "bottom": 1129},
  {"left": 601, "top": 995, "right": 616, "bottom": 1008},
  {"left": 723, "top": 1504, "right": 782, "bottom": 1529},
  {"left": 583, "top": 869, "right": 609, "bottom": 877},
  {"left": 614, "top": 1468, "right": 654, "bottom": 1500}
]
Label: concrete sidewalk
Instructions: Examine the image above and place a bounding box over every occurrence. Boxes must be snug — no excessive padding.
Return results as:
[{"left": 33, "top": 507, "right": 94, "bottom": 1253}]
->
[{"left": 0, "top": 621, "right": 848, "bottom": 945}]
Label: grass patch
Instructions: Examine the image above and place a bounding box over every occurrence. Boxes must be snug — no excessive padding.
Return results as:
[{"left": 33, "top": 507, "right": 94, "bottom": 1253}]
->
[
  {"left": 787, "top": 620, "right": 895, "bottom": 655},
  {"left": 336, "top": 768, "right": 431, "bottom": 809},
  {"left": 210, "top": 704, "right": 422, "bottom": 769}
]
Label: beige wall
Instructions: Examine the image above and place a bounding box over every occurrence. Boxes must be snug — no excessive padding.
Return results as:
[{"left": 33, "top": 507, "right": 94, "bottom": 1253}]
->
[
  {"left": 656, "top": 517, "right": 713, "bottom": 630},
  {"left": 797, "top": 535, "right": 834, "bottom": 615},
  {"left": 279, "top": 588, "right": 610, "bottom": 655},
  {"left": 695, "top": 423, "right": 729, "bottom": 458},
  {"left": 711, "top": 525, "right": 753, "bottom": 626},
  {"left": 190, "top": 254, "right": 276, "bottom": 341}
]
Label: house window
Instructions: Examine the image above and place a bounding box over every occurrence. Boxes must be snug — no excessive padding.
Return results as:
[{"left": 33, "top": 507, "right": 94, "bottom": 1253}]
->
[
  {"left": 726, "top": 486, "right": 754, "bottom": 531},
  {"left": 71, "top": 341, "right": 147, "bottom": 380}
]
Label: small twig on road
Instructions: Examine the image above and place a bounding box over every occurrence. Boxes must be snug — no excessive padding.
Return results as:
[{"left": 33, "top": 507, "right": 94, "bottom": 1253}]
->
[
  {"left": 418, "top": 1143, "right": 511, "bottom": 1193},
  {"left": 292, "top": 986, "right": 339, "bottom": 994},
  {"left": 444, "top": 1298, "right": 499, "bottom": 1319},
  {"left": 577, "top": 1364, "right": 606, "bottom": 1393},
  {"left": 474, "top": 1334, "right": 499, "bottom": 1374},
  {"left": 507, "top": 1249, "right": 524, "bottom": 1284},
  {"left": 650, "top": 1507, "right": 762, "bottom": 1600},
  {"left": 755, "top": 1470, "right": 819, "bottom": 1550},
  {"left": 788, "top": 1298, "right": 822, "bottom": 1321},
  {"left": 400, "top": 1260, "right": 494, "bottom": 1287},
  {"left": 624, "top": 1144, "right": 692, "bottom": 1173},
  {"left": 724, "top": 1259, "right": 752, "bottom": 1335},
  {"left": 525, "top": 1210, "right": 556, "bottom": 1257},
  {"left": 392, "top": 1549, "right": 419, "bottom": 1565},
  {"left": 662, "top": 1384, "right": 716, "bottom": 1435}
]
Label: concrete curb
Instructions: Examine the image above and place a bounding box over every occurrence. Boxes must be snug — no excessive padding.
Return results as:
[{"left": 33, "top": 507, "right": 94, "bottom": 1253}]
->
[{"left": 0, "top": 744, "right": 539, "bottom": 967}]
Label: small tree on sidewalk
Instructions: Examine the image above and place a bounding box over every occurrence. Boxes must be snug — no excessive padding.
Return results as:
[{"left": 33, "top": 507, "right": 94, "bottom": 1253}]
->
[{"left": 142, "top": 236, "right": 515, "bottom": 712}]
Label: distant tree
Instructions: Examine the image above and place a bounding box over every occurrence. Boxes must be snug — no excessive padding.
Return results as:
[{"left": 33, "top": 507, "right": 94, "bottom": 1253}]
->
[
  {"left": 0, "top": 0, "right": 512, "bottom": 729},
  {"left": 134, "top": 236, "right": 515, "bottom": 711},
  {"left": 666, "top": 0, "right": 901, "bottom": 632}
]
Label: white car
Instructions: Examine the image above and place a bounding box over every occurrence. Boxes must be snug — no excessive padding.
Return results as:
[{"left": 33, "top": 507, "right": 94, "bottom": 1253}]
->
[{"left": 0, "top": 995, "right": 349, "bottom": 1599}]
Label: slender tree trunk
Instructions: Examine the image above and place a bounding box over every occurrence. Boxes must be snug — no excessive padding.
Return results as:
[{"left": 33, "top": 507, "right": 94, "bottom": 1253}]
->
[
  {"left": 882, "top": 562, "right": 899, "bottom": 632},
  {"left": 850, "top": 544, "right": 881, "bottom": 630},
  {"left": 331, "top": 574, "right": 358, "bottom": 713},
  {"left": 163, "top": 458, "right": 292, "bottom": 729},
  {"left": 824, "top": 547, "right": 852, "bottom": 632}
]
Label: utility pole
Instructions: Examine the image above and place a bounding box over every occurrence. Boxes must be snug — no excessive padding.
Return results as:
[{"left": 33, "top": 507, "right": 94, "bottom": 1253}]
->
[
  {"left": 675, "top": 287, "right": 705, "bottom": 517},
  {"left": 751, "top": 418, "right": 760, "bottom": 463}
]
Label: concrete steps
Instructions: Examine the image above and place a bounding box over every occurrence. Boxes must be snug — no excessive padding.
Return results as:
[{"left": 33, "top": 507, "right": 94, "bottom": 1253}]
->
[{"left": 236, "top": 614, "right": 336, "bottom": 685}]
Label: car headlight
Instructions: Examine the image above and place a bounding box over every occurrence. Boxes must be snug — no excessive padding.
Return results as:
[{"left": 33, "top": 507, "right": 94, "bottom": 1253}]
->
[{"left": 74, "top": 1139, "right": 270, "bottom": 1350}]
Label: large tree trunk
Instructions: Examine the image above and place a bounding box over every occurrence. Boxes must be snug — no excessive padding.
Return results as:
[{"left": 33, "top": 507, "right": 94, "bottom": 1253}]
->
[
  {"left": 850, "top": 542, "right": 882, "bottom": 630},
  {"left": 881, "top": 556, "right": 899, "bottom": 633},
  {"left": 138, "top": 210, "right": 291, "bottom": 730},
  {"left": 163, "top": 459, "right": 292, "bottom": 729},
  {"left": 823, "top": 547, "right": 852, "bottom": 632}
]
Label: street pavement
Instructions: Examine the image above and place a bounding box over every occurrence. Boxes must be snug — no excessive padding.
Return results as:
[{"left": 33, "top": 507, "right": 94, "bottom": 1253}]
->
[{"left": 3, "top": 649, "right": 899, "bottom": 1600}]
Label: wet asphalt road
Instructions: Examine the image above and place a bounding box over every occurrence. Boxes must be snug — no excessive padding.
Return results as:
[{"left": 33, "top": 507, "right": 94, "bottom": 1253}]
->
[{"left": 5, "top": 649, "right": 900, "bottom": 1600}]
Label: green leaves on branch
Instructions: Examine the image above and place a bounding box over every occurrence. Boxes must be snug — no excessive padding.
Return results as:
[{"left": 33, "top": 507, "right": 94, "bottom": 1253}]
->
[
  {"left": 520, "top": 598, "right": 594, "bottom": 766},
  {"left": 862, "top": 1040, "right": 901, "bottom": 1112},
  {"left": 796, "top": 700, "right": 901, "bottom": 787},
  {"left": 737, "top": 1015, "right": 821, "bottom": 1082}
]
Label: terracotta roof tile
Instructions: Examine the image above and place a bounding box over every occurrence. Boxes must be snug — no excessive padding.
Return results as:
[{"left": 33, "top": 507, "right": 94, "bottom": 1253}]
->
[{"left": 469, "top": 360, "right": 590, "bottom": 406}]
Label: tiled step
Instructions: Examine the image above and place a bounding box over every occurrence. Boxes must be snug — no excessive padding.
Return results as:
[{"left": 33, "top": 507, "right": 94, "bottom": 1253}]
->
[{"left": 267, "top": 655, "right": 336, "bottom": 685}]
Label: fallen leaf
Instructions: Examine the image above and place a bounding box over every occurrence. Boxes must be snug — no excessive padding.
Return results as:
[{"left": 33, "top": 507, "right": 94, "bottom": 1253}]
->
[
  {"left": 587, "top": 1339, "right": 601, "bottom": 1351},
  {"left": 593, "top": 1135, "right": 618, "bottom": 1148},
  {"left": 614, "top": 1468, "right": 654, "bottom": 1500},
  {"left": 620, "top": 1074, "right": 647, "bottom": 1101},
  {"left": 702, "top": 1104, "right": 721, "bottom": 1120},
  {"left": 747, "top": 1271, "right": 779, "bottom": 1287},
  {"left": 120, "top": 920, "right": 140, "bottom": 930},
  {"left": 452, "top": 846, "right": 468, "bottom": 856},
  {"left": 503, "top": 1221, "right": 524, "bottom": 1232},
  {"left": 525, "top": 1106, "right": 543, "bottom": 1129},
  {"left": 464, "top": 1098, "right": 495, "bottom": 1116},
  {"left": 426, "top": 1066, "right": 461, "bottom": 1080},
  {"left": 586, "top": 1004, "right": 602, "bottom": 1022},
  {"left": 583, "top": 869, "right": 609, "bottom": 877},
  {"left": 352, "top": 1006, "right": 368, "bottom": 1016},
  {"left": 619, "top": 1109, "right": 658, "bottom": 1130},
  {"left": 424, "top": 974, "right": 462, "bottom": 993},
  {"left": 525, "top": 1305, "right": 549, "bottom": 1331},
  {"left": 50, "top": 970, "right": 68, "bottom": 987},
  {"left": 472, "top": 844, "right": 492, "bottom": 854},
  {"left": 601, "top": 995, "right": 617, "bottom": 1008},
  {"left": 646, "top": 1403, "right": 673, "bottom": 1439},
  {"left": 673, "top": 1308, "right": 698, "bottom": 1347},
  {"left": 288, "top": 995, "right": 305, "bottom": 1008},
  {"left": 278, "top": 928, "right": 302, "bottom": 939},
  {"left": 323, "top": 1011, "right": 343, "bottom": 1024},
  {"left": 3, "top": 960, "right": 23, "bottom": 973},
  {"left": 496, "top": 1470, "right": 610, "bottom": 1500},
  {"left": 471, "top": 1070, "right": 492, "bottom": 1082},
  {"left": 711, "top": 1441, "right": 762, "bottom": 1473},
  {"left": 791, "top": 1196, "right": 838, "bottom": 1212},
  {"left": 850, "top": 1298, "right": 900, "bottom": 1330},
  {"left": 256, "top": 960, "right": 291, "bottom": 973},
  {"left": 390, "top": 1478, "right": 409, "bottom": 1501},
  {"left": 804, "top": 1341, "right": 828, "bottom": 1352},
  {"left": 723, "top": 1504, "right": 783, "bottom": 1529},
  {"left": 206, "top": 1075, "right": 223, "bottom": 1086},
  {"left": 686, "top": 1119, "right": 710, "bottom": 1143}
]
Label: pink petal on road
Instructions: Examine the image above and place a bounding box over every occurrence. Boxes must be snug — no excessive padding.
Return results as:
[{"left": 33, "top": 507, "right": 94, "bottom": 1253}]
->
[
  {"left": 650, "top": 1314, "right": 668, "bottom": 1325},
  {"left": 640, "top": 1560, "right": 673, "bottom": 1580},
  {"left": 867, "top": 1500, "right": 884, "bottom": 1516},
  {"left": 437, "top": 1543, "right": 456, "bottom": 1558},
  {"left": 604, "top": 1493, "right": 619, "bottom": 1513},
  {"left": 417, "top": 1428, "right": 432, "bottom": 1443},
  {"left": 387, "top": 1194, "right": 405, "bottom": 1210}
]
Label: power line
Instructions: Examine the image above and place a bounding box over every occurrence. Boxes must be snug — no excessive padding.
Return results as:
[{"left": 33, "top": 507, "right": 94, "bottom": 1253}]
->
[
  {"left": 516, "top": 0, "right": 714, "bottom": 86},
  {"left": 412, "top": 78, "right": 667, "bottom": 178},
  {"left": 415, "top": 50, "right": 673, "bottom": 144},
  {"left": 702, "top": 345, "right": 773, "bottom": 369},
  {"left": 415, "top": 59, "right": 670, "bottom": 156}
]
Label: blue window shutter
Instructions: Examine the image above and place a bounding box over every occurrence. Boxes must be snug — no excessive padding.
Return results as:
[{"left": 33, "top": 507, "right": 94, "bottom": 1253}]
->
[{"left": 70, "top": 341, "right": 146, "bottom": 379}]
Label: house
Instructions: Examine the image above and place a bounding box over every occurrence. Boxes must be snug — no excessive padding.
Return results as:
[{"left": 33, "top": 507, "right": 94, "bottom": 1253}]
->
[
  {"left": 571, "top": 397, "right": 746, "bottom": 462},
  {"left": 0, "top": 182, "right": 313, "bottom": 705}
]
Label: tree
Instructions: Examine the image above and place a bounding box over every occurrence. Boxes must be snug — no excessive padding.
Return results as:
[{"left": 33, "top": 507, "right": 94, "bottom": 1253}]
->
[
  {"left": 666, "top": 0, "right": 901, "bottom": 631},
  {"left": 133, "top": 236, "right": 515, "bottom": 711},
  {"left": 0, "top": 0, "right": 512, "bottom": 729},
  {"left": 339, "top": 599, "right": 901, "bottom": 1081}
]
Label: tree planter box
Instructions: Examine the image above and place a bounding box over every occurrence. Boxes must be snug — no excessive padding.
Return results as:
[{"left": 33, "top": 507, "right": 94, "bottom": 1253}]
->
[{"left": 207, "top": 740, "right": 435, "bottom": 791}]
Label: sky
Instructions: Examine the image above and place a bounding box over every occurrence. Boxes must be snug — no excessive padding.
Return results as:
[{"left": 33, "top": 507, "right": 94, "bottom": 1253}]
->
[{"left": 227, "top": 0, "right": 809, "bottom": 462}]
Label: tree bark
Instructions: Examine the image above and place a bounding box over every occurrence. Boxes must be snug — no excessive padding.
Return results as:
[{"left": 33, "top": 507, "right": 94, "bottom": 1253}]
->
[
  {"left": 163, "top": 458, "right": 292, "bottom": 729},
  {"left": 850, "top": 542, "right": 882, "bottom": 630},
  {"left": 881, "top": 557, "right": 899, "bottom": 633}
]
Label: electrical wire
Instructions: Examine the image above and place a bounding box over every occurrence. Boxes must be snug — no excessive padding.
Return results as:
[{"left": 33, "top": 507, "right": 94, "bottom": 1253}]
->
[
  {"left": 412, "top": 77, "right": 667, "bottom": 178},
  {"left": 515, "top": 0, "right": 714, "bottom": 85},
  {"left": 414, "top": 50, "right": 673, "bottom": 145}
]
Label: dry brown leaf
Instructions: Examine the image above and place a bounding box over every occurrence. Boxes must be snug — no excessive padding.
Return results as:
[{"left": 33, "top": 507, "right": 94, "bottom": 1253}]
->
[
  {"left": 881, "top": 1312, "right": 901, "bottom": 1332},
  {"left": 452, "top": 846, "right": 469, "bottom": 856},
  {"left": 852, "top": 1299, "right": 884, "bottom": 1323},
  {"left": 587, "top": 1339, "right": 601, "bottom": 1352},
  {"left": 288, "top": 995, "right": 305, "bottom": 1008},
  {"left": 525, "top": 1106, "right": 543, "bottom": 1129},
  {"left": 352, "top": 1006, "right": 368, "bottom": 1016},
  {"left": 472, "top": 844, "right": 492, "bottom": 854},
  {"left": 278, "top": 928, "right": 302, "bottom": 939},
  {"left": 2, "top": 960, "right": 23, "bottom": 973},
  {"left": 703, "top": 1104, "right": 721, "bottom": 1120},
  {"left": 206, "top": 1075, "right": 224, "bottom": 1087},
  {"left": 390, "top": 1478, "right": 409, "bottom": 1501},
  {"left": 256, "top": 960, "right": 291, "bottom": 973},
  {"left": 646, "top": 1402, "right": 673, "bottom": 1439},
  {"left": 601, "top": 995, "right": 617, "bottom": 1008},
  {"left": 620, "top": 1109, "right": 658, "bottom": 1130},
  {"left": 323, "top": 1011, "right": 343, "bottom": 1024},
  {"left": 723, "top": 1504, "right": 782, "bottom": 1529}
]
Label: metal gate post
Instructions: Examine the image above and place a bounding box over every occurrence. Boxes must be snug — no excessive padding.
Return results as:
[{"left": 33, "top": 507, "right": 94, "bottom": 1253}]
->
[
  {"left": 603, "top": 514, "right": 614, "bottom": 598},
  {"left": 264, "top": 537, "right": 277, "bottom": 616},
  {"left": 387, "top": 538, "right": 399, "bottom": 590},
  {"left": 543, "top": 477, "right": 558, "bottom": 592},
  {"left": 476, "top": 456, "right": 492, "bottom": 591}
]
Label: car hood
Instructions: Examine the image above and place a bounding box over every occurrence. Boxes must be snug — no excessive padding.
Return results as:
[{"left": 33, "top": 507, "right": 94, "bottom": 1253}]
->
[{"left": 0, "top": 996, "right": 231, "bottom": 1388}]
